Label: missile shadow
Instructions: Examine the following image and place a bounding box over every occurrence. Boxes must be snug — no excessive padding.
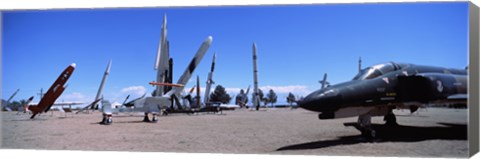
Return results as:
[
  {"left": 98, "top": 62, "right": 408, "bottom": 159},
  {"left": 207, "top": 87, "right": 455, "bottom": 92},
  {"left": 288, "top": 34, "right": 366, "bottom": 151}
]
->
[{"left": 276, "top": 122, "right": 466, "bottom": 151}]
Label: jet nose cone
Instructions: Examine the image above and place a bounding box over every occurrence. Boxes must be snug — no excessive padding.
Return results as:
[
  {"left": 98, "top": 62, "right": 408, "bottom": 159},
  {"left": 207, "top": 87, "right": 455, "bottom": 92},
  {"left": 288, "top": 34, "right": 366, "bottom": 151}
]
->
[{"left": 299, "top": 89, "right": 342, "bottom": 112}]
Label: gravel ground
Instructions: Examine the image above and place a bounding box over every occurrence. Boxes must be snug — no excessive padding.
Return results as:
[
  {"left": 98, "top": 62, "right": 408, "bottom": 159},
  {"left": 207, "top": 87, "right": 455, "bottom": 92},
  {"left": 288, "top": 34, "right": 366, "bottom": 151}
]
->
[{"left": 0, "top": 107, "right": 468, "bottom": 158}]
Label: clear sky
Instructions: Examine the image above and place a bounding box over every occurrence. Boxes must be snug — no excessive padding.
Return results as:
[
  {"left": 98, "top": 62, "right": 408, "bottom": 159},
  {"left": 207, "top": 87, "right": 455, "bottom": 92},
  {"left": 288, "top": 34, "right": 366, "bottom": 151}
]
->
[{"left": 2, "top": 2, "right": 469, "bottom": 105}]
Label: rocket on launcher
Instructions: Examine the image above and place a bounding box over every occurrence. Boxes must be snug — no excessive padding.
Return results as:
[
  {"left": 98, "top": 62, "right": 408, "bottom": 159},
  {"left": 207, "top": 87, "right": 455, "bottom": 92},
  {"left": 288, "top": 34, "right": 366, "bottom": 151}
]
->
[
  {"left": 154, "top": 14, "right": 169, "bottom": 97},
  {"left": 203, "top": 53, "right": 216, "bottom": 104},
  {"left": 92, "top": 60, "right": 111, "bottom": 109}
]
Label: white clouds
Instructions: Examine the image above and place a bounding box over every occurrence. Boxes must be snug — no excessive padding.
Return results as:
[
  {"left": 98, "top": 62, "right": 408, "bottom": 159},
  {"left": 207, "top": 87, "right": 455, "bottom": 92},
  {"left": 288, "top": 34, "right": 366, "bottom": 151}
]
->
[
  {"left": 225, "top": 87, "right": 242, "bottom": 94},
  {"left": 120, "top": 86, "right": 147, "bottom": 97},
  {"left": 103, "top": 85, "right": 148, "bottom": 103}
]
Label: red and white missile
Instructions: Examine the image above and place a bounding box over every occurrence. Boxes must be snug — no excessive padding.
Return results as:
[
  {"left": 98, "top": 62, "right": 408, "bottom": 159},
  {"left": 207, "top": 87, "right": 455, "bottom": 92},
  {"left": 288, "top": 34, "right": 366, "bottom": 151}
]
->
[{"left": 29, "top": 63, "right": 76, "bottom": 119}]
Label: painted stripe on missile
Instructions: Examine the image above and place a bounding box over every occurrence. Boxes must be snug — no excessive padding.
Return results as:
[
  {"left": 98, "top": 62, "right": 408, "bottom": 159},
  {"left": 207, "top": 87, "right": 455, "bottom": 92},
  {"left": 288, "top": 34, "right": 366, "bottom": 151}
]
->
[{"left": 188, "top": 57, "right": 197, "bottom": 73}]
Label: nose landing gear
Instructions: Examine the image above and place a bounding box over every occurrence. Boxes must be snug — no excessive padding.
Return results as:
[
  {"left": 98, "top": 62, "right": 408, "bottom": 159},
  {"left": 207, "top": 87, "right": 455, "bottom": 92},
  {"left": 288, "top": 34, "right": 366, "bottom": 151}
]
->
[
  {"left": 143, "top": 113, "right": 159, "bottom": 123},
  {"left": 358, "top": 113, "right": 376, "bottom": 139}
]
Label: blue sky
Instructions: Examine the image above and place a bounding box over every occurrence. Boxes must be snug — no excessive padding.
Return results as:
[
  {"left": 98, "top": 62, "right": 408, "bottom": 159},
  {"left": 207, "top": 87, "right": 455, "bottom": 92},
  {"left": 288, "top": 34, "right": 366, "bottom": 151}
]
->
[{"left": 2, "top": 2, "right": 469, "bottom": 105}]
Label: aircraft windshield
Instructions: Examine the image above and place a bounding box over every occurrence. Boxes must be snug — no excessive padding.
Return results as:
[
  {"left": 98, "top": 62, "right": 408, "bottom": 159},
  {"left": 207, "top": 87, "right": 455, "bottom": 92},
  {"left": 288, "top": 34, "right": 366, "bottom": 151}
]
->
[{"left": 352, "top": 63, "right": 398, "bottom": 80}]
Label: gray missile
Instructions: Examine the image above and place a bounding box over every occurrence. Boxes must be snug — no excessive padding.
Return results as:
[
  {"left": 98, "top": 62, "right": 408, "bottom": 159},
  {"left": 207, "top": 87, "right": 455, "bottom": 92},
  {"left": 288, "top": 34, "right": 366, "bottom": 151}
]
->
[
  {"left": 92, "top": 60, "right": 111, "bottom": 109},
  {"left": 252, "top": 43, "right": 260, "bottom": 110},
  {"left": 203, "top": 52, "right": 216, "bottom": 104},
  {"left": 242, "top": 85, "right": 250, "bottom": 106},
  {"left": 3, "top": 89, "right": 19, "bottom": 110},
  {"left": 155, "top": 14, "right": 169, "bottom": 96},
  {"left": 6, "top": 89, "right": 19, "bottom": 104}
]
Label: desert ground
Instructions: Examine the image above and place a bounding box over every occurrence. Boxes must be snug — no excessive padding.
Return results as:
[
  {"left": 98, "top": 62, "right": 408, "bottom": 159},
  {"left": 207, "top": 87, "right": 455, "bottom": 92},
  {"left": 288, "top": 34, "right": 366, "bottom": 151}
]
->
[{"left": 1, "top": 107, "right": 468, "bottom": 158}]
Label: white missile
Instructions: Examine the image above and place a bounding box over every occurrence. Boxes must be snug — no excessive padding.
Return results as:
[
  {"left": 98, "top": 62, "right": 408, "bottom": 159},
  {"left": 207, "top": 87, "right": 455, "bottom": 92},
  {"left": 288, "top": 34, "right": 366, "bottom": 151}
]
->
[
  {"left": 155, "top": 14, "right": 169, "bottom": 96},
  {"left": 203, "top": 52, "right": 216, "bottom": 104},
  {"left": 92, "top": 60, "right": 111, "bottom": 109}
]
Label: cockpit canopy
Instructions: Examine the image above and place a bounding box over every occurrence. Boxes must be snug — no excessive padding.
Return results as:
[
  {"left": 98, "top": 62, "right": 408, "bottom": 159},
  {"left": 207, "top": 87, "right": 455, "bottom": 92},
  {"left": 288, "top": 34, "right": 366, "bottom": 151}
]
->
[{"left": 353, "top": 62, "right": 404, "bottom": 80}]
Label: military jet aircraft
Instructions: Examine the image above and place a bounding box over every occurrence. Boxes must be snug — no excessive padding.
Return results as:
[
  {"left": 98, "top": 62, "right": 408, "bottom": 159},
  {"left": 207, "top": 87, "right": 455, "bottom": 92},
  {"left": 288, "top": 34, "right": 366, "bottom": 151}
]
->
[{"left": 299, "top": 62, "right": 467, "bottom": 138}]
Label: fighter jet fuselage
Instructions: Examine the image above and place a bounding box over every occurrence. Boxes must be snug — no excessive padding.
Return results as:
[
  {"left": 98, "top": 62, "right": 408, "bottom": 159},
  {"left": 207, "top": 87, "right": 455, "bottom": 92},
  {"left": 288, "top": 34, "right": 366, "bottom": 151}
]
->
[{"left": 299, "top": 62, "right": 467, "bottom": 120}]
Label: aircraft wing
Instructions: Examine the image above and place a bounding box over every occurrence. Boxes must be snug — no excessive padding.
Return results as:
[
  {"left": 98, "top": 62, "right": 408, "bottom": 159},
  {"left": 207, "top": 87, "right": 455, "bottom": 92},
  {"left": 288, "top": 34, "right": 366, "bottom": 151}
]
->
[
  {"left": 446, "top": 94, "right": 468, "bottom": 104},
  {"left": 396, "top": 73, "right": 467, "bottom": 103},
  {"left": 447, "top": 94, "right": 467, "bottom": 100},
  {"left": 51, "top": 102, "right": 84, "bottom": 106},
  {"left": 219, "top": 104, "right": 240, "bottom": 108},
  {"left": 75, "top": 98, "right": 103, "bottom": 114}
]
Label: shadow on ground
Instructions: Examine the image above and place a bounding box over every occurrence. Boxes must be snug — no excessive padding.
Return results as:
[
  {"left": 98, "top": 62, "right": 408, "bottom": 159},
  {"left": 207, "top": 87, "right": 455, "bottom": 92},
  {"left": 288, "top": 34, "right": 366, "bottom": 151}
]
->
[{"left": 277, "top": 122, "right": 466, "bottom": 151}]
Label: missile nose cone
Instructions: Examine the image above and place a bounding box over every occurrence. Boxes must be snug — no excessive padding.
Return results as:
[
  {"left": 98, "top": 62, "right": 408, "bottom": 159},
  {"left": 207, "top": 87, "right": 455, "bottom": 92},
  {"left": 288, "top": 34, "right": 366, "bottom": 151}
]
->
[
  {"left": 206, "top": 36, "right": 213, "bottom": 44},
  {"left": 70, "top": 63, "right": 76, "bottom": 68}
]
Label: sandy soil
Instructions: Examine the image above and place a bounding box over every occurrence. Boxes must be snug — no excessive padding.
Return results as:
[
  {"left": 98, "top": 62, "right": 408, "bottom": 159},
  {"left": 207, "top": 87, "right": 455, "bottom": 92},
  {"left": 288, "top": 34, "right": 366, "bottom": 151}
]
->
[{"left": 0, "top": 107, "right": 468, "bottom": 158}]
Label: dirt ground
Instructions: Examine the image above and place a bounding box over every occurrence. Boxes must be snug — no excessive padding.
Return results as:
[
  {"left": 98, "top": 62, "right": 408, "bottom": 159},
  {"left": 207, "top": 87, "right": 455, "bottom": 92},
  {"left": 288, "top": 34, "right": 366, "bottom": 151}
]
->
[{"left": 0, "top": 107, "right": 468, "bottom": 158}]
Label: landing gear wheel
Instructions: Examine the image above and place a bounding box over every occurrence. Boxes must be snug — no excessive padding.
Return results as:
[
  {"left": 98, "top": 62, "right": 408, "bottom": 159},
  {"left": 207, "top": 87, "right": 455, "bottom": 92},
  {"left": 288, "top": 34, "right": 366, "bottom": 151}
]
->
[
  {"left": 100, "top": 116, "right": 112, "bottom": 125},
  {"left": 106, "top": 117, "right": 112, "bottom": 125},
  {"left": 161, "top": 110, "right": 168, "bottom": 116},
  {"left": 357, "top": 113, "right": 376, "bottom": 139},
  {"left": 152, "top": 115, "right": 158, "bottom": 123},
  {"left": 361, "top": 128, "right": 376, "bottom": 139}
]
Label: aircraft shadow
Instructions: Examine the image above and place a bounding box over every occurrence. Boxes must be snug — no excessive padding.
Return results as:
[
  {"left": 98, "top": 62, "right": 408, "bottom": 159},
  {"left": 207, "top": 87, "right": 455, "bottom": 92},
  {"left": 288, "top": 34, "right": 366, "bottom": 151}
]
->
[
  {"left": 91, "top": 121, "right": 150, "bottom": 125},
  {"left": 10, "top": 118, "right": 48, "bottom": 121},
  {"left": 276, "top": 122, "right": 466, "bottom": 151},
  {"left": 114, "top": 121, "right": 152, "bottom": 124}
]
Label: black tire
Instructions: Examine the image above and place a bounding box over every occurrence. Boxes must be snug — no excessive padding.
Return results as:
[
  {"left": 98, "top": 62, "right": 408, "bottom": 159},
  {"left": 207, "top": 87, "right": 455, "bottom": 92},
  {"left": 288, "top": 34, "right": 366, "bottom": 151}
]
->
[{"left": 361, "top": 128, "right": 376, "bottom": 139}]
